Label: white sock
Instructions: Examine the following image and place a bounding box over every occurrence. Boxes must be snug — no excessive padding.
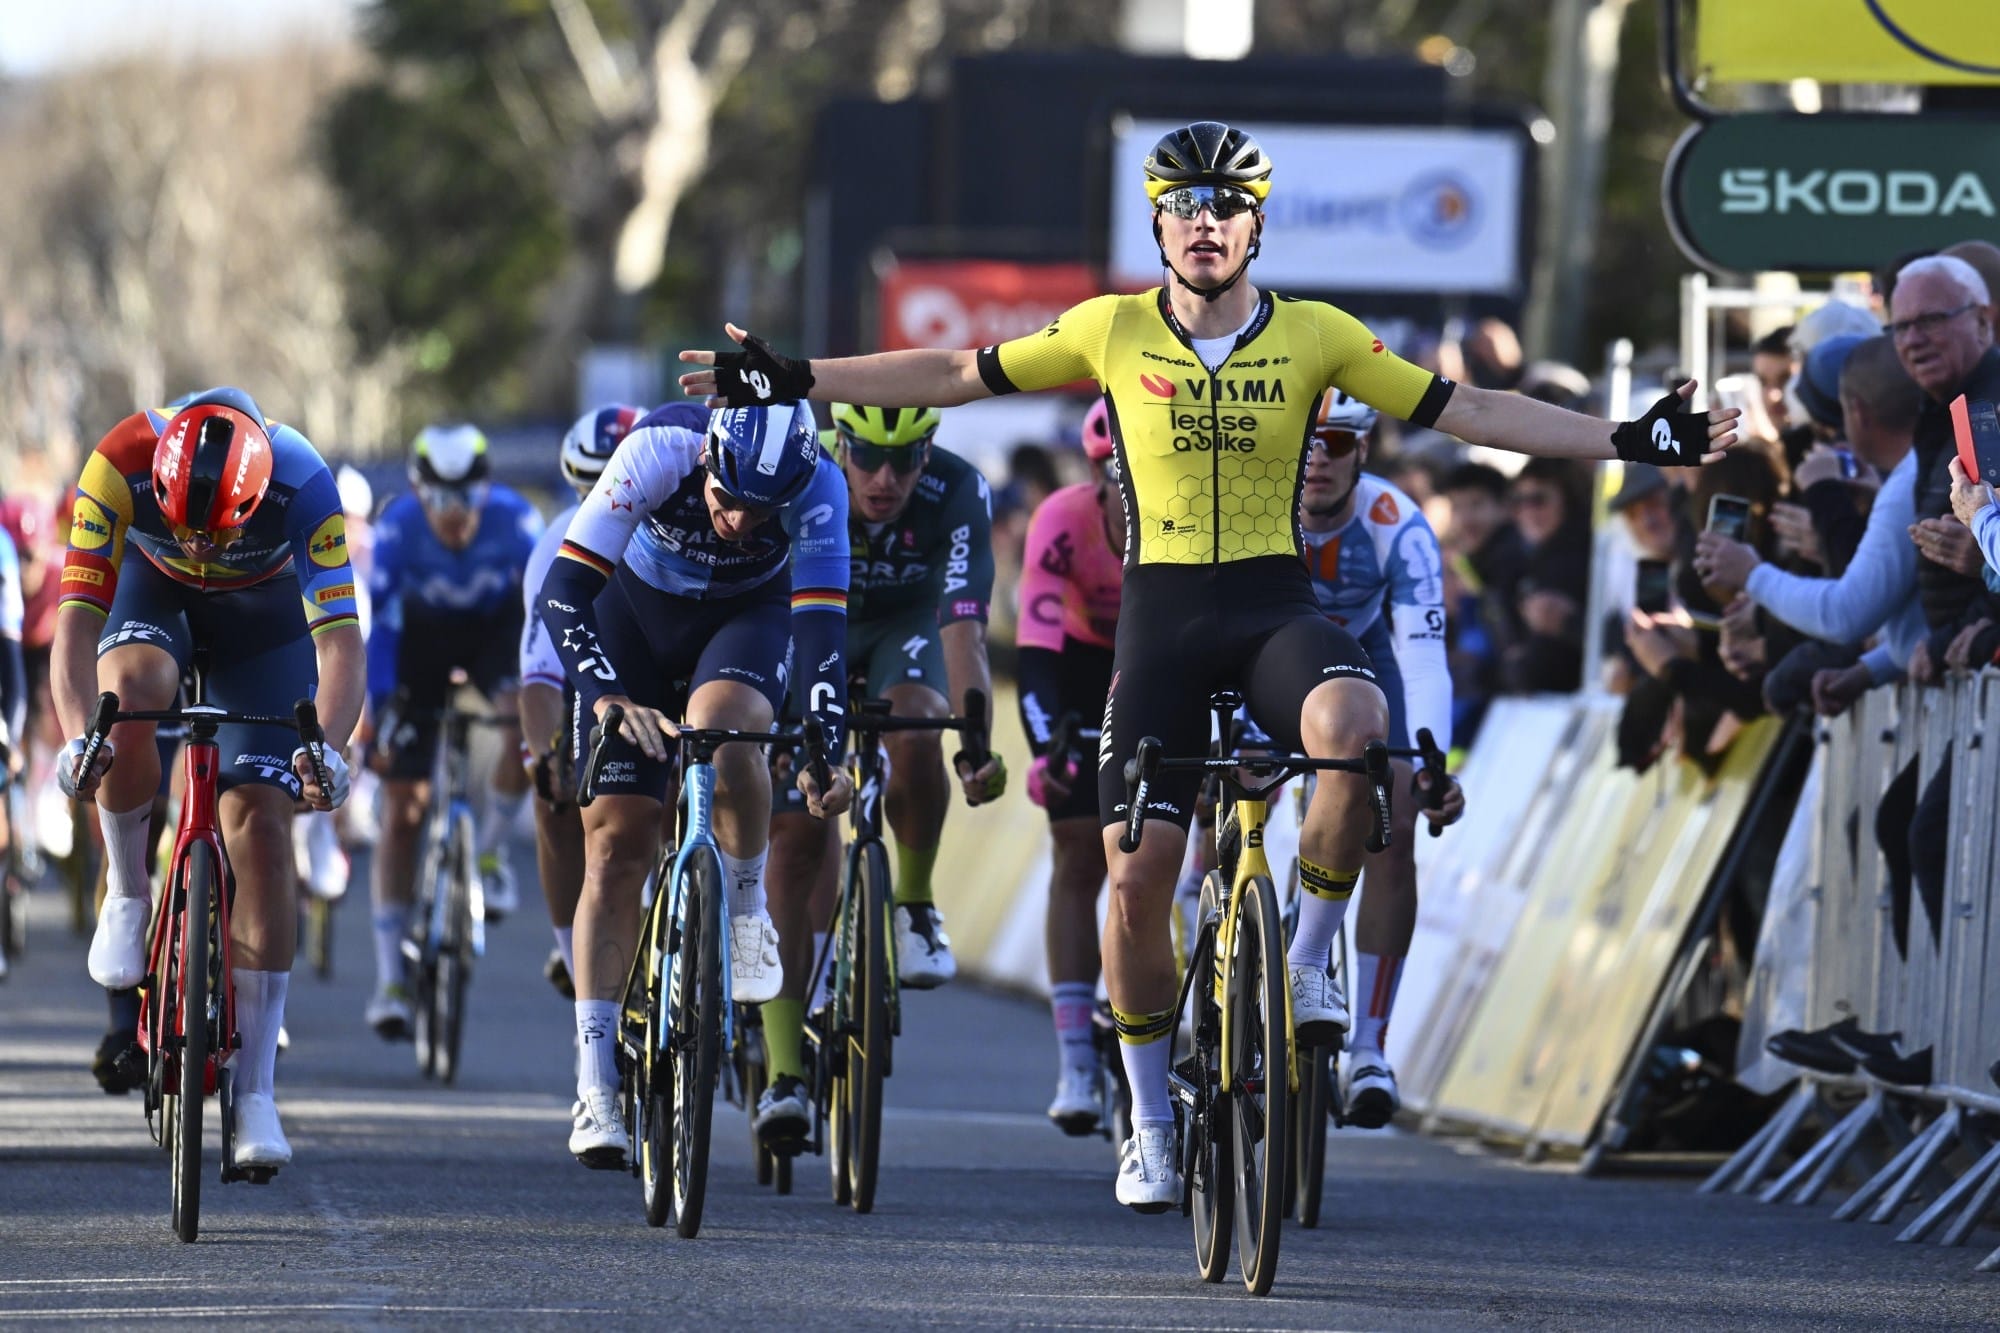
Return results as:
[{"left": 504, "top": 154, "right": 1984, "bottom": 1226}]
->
[
  {"left": 232, "top": 969, "right": 289, "bottom": 1097},
  {"left": 1120, "top": 1036, "right": 1173, "bottom": 1127},
  {"left": 478, "top": 787, "right": 528, "bottom": 854},
  {"left": 98, "top": 802, "right": 154, "bottom": 902},
  {"left": 1351, "top": 951, "right": 1405, "bottom": 1055},
  {"left": 372, "top": 909, "right": 406, "bottom": 990},
  {"left": 553, "top": 926, "right": 575, "bottom": 976},
  {"left": 718, "top": 847, "right": 767, "bottom": 917},
  {"left": 575, "top": 999, "right": 619, "bottom": 1097},
  {"left": 1051, "top": 982, "right": 1097, "bottom": 1074}
]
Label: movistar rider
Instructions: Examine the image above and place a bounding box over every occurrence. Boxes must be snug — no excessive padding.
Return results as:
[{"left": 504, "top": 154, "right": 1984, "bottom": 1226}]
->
[{"left": 678, "top": 120, "right": 1737, "bottom": 1213}]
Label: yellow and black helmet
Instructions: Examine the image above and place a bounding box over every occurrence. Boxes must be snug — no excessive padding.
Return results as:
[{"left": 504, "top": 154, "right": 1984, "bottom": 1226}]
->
[
  {"left": 1143, "top": 121, "right": 1272, "bottom": 204},
  {"left": 831, "top": 403, "right": 941, "bottom": 449}
]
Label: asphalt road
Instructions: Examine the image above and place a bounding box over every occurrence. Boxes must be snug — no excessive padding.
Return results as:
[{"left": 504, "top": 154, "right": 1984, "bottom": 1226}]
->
[{"left": 5, "top": 848, "right": 2000, "bottom": 1330}]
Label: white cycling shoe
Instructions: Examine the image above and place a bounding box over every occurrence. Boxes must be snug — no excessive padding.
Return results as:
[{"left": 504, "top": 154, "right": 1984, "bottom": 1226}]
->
[
  {"left": 88, "top": 897, "right": 152, "bottom": 989},
  {"left": 728, "top": 910, "right": 784, "bottom": 1004},
  {"left": 1289, "top": 963, "right": 1349, "bottom": 1048},
  {"left": 1342, "top": 1052, "right": 1401, "bottom": 1129},
  {"left": 232, "top": 1093, "right": 293, "bottom": 1169},
  {"left": 753, "top": 1074, "right": 811, "bottom": 1148},
  {"left": 1116, "top": 1123, "right": 1181, "bottom": 1213},
  {"left": 1048, "top": 1066, "right": 1101, "bottom": 1137},
  {"left": 894, "top": 904, "right": 957, "bottom": 989},
  {"left": 570, "top": 1088, "right": 628, "bottom": 1169},
  {"left": 479, "top": 853, "right": 519, "bottom": 920}
]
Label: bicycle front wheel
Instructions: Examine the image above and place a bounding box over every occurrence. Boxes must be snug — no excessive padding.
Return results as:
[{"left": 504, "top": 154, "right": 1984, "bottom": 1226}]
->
[
  {"left": 434, "top": 812, "right": 476, "bottom": 1086},
  {"left": 1188, "top": 873, "right": 1233, "bottom": 1283},
  {"left": 838, "top": 840, "right": 889, "bottom": 1214},
  {"left": 171, "top": 844, "right": 217, "bottom": 1243},
  {"left": 671, "top": 847, "right": 723, "bottom": 1238},
  {"left": 1230, "top": 874, "right": 1289, "bottom": 1295}
]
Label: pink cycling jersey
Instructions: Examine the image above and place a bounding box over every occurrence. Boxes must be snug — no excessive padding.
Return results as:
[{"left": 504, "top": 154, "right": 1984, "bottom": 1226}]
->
[{"left": 1017, "top": 482, "right": 1122, "bottom": 652}]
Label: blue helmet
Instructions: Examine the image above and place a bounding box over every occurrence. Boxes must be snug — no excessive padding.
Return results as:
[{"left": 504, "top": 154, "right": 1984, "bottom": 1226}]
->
[{"left": 704, "top": 403, "right": 821, "bottom": 508}]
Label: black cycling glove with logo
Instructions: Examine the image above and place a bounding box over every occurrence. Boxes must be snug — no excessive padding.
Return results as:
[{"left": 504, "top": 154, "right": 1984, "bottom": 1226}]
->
[
  {"left": 711, "top": 333, "right": 815, "bottom": 406},
  {"left": 1611, "top": 381, "right": 1713, "bottom": 467}
]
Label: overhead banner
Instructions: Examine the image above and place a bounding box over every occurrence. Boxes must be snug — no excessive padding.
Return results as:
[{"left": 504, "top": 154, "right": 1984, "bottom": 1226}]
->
[
  {"left": 1107, "top": 118, "right": 1526, "bottom": 296},
  {"left": 1666, "top": 113, "right": 2000, "bottom": 273},
  {"left": 1697, "top": 2, "right": 2000, "bottom": 86},
  {"left": 876, "top": 259, "right": 1100, "bottom": 352}
]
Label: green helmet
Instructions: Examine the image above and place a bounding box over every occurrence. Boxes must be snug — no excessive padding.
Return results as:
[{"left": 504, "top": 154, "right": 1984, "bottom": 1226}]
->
[{"left": 831, "top": 403, "right": 941, "bottom": 450}]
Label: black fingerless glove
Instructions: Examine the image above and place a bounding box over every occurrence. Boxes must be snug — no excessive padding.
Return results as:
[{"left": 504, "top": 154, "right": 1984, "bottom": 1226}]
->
[
  {"left": 1611, "top": 381, "right": 1710, "bottom": 467},
  {"left": 1970, "top": 622, "right": 2000, "bottom": 668},
  {"left": 712, "top": 333, "right": 815, "bottom": 406}
]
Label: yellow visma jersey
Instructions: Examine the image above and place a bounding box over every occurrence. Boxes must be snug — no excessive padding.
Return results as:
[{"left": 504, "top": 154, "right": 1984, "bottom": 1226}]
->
[{"left": 976, "top": 289, "right": 1450, "bottom": 565}]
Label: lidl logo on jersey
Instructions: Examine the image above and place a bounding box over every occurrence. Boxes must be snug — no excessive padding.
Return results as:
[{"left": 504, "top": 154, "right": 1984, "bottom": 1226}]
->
[
  {"left": 307, "top": 515, "right": 348, "bottom": 568},
  {"left": 71, "top": 497, "right": 113, "bottom": 551}
]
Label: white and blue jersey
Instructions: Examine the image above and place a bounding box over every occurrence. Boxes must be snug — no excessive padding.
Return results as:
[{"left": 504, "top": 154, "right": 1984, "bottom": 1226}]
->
[
  {"left": 541, "top": 409, "right": 851, "bottom": 755},
  {"left": 0, "top": 526, "right": 24, "bottom": 745},
  {"left": 519, "top": 503, "right": 576, "bottom": 692},
  {"left": 1299, "top": 475, "right": 1452, "bottom": 757},
  {"left": 366, "top": 485, "right": 543, "bottom": 704}
]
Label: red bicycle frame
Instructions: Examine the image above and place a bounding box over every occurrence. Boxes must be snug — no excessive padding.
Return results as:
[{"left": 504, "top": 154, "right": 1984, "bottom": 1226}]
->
[{"left": 136, "top": 714, "right": 235, "bottom": 1102}]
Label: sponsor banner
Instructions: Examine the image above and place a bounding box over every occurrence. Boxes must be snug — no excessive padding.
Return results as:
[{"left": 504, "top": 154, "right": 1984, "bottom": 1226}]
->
[
  {"left": 1698, "top": 1, "right": 2000, "bottom": 86},
  {"left": 1666, "top": 113, "right": 2000, "bottom": 273},
  {"left": 876, "top": 260, "right": 1101, "bottom": 353},
  {"left": 1108, "top": 118, "right": 1525, "bottom": 296}
]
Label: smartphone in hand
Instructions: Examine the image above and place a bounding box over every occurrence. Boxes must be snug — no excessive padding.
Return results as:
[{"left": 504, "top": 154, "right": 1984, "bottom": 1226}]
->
[
  {"left": 1950, "top": 395, "right": 2000, "bottom": 484},
  {"left": 1706, "top": 493, "right": 1752, "bottom": 542},
  {"left": 1635, "top": 558, "right": 1672, "bottom": 615}
]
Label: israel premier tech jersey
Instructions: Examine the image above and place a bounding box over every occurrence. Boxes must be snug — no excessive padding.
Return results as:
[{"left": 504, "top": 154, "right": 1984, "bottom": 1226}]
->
[
  {"left": 366, "top": 485, "right": 542, "bottom": 700},
  {"left": 59, "top": 402, "right": 358, "bottom": 636},
  {"left": 975, "top": 289, "right": 1451, "bottom": 567}
]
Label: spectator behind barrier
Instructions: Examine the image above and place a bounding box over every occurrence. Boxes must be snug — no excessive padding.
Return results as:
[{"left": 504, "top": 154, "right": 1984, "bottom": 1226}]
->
[
  {"left": 1502, "top": 459, "right": 1592, "bottom": 694},
  {"left": 1942, "top": 240, "right": 2000, "bottom": 329},
  {"left": 1600, "top": 463, "right": 1684, "bottom": 696},
  {"left": 1750, "top": 326, "right": 1795, "bottom": 435},
  {"left": 1439, "top": 463, "right": 1524, "bottom": 741},
  {"left": 1696, "top": 337, "right": 1926, "bottom": 714}
]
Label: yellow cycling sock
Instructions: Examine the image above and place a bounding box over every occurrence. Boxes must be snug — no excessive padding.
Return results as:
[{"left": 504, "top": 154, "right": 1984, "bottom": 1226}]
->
[
  {"left": 1110, "top": 1004, "right": 1176, "bottom": 1046},
  {"left": 893, "top": 838, "right": 938, "bottom": 906},
  {"left": 1298, "top": 857, "right": 1359, "bottom": 902},
  {"left": 762, "top": 999, "right": 806, "bottom": 1082}
]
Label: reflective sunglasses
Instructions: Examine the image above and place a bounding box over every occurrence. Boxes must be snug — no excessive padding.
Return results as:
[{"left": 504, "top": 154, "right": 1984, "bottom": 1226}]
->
[
  {"left": 1154, "top": 184, "right": 1260, "bottom": 221},
  {"left": 418, "top": 480, "right": 489, "bottom": 514},
  {"left": 840, "top": 430, "right": 930, "bottom": 475},
  {"left": 701, "top": 460, "right": 780, "bottom": 521},
  {"left": 1308, "top": 429, "right": 1363, "bottom": 459}
]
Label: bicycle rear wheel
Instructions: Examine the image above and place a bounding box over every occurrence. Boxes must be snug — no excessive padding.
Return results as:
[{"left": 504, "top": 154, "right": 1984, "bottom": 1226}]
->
[
  {"left": 1292, "top": 1044, "right": 1331, "bottom": 1227},
  {"left": 638, "top": 886, "right": 673, "bottom": 1225},
  {"left": 171, "top": 844, "right": 217, "bottom": 1243},
  {"left": 671, "top": 847, "right": 723, "bottom": 1238},
  {"left": 838, "top": 840, "right": 889, "bottom": 1214},
  {"left": 1230, "top": 875, "right": 1289, "bottom": 1294}
]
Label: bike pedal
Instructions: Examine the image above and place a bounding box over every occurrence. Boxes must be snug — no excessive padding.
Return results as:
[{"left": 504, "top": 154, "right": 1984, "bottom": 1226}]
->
[{"left": 245, "top": 1167, "right": 277, "bottom": 1185}]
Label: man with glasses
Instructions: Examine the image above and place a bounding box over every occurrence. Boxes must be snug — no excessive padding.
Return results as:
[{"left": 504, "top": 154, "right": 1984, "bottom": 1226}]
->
[
  {"left": 363, "top": 424, "right": 542, "bottom": 1040},
  {"left": 536, "top": 402, "right": 853, "bottom": 1167},
  {"left": 755, "top": 403, "right": 1003, "bottom": 1146},
  {"left": 678, "top": 119, "right": 1736, "bottom": 1211},
  {"left": 51, "top": 388, "right": 362, "bottom": 1170}
]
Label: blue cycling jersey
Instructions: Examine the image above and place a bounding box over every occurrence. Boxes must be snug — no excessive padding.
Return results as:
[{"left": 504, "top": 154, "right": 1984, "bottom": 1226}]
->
[{"left": 367, "top": 485, "right": 543, "bottom": 701}]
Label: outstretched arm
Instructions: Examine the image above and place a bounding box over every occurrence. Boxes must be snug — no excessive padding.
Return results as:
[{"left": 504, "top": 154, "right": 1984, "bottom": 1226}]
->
[
  {"left": 1433, "top": 380, "right": 1740, "bottom": 466},
  {"left": 678, "top": 323, "right": 989, "bottom": 409}
]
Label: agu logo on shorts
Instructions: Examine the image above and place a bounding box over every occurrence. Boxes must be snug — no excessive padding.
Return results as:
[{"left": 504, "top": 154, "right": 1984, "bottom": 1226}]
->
[
  {"left": 71, "top": 497, "right": 113, "bottom": 551},
  {"left": 307, "top": 515, "right": 348, "bottom": 569}
]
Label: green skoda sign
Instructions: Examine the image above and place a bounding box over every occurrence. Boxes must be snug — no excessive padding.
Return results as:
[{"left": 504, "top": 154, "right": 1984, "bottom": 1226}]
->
[{"left": 1666, "top": 114, "right": 2000, "bottom": 273}]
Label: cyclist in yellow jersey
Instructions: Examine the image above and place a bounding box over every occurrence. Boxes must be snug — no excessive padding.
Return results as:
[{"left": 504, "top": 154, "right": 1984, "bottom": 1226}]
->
[{"left": 681, "top": 120, "right": 1741, "bottom": 1213}]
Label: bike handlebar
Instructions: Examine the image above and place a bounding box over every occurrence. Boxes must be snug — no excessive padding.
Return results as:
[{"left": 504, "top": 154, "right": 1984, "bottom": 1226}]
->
[
  {"left": 76, "top": 690, "right": 335, "bottom": 798},
  {"left": 575, "top": 703, "right": 831, "bottom": 809},
  {"left": 1118, "top": 736, "right": 1403, "bottom": 857}
]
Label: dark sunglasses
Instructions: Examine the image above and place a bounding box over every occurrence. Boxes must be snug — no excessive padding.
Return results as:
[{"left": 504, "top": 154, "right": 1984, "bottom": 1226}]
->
[
  {"left": 840, "top": 431, "right": 930, "bottom": 475},
  {"left": 1308, "top": 430, "right": 1363, "bottom": 459},
  {"left": 1154, "top": 184, "right": 1260, "bottom": 221}
]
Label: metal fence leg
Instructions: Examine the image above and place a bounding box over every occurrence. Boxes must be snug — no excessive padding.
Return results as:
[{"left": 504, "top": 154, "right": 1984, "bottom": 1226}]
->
[
  {"left": 1760, "top": 1094, "right": 1865, "bottom": 1204},
  {"left": 1705, "top": 1083, "right": 1814, "bottom": 1196},
  {"left": 1834, "top": 1103, "right": 1940, "bottom": 1221},
  {"left": 1903, "top": 1139, "right": 2000, "bottom": 1245},
  {"left": 1867, "top": 1106, "right": 1962, "bottom": 1224}
]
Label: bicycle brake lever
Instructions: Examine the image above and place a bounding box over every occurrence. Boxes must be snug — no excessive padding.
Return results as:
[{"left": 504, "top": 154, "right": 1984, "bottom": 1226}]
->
[
  {"left": 294, "top": 700, "right": 334, "bottom": 800},
  {"left": 1414, "top": 727, "right": 1449, "bottom": 838},
  {"left": 802, "top": 716, "right": 834, "bottom": 814},
  {"left": 579, "top": 703, "right": 624, "bottom": 808},
  {"left": 1362, "top": 740, "right": 1393, "bottom": 855}
]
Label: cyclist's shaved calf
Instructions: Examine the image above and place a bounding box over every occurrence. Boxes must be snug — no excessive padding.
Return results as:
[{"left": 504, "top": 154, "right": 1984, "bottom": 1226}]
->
[{"left": 220, "top": 783, "right": 303, "bottom": 971}]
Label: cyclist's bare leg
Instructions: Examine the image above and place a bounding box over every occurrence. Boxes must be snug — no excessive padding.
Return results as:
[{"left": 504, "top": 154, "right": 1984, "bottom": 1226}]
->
[
  {"left": 1047, "top": 816, "right": 1104, "bottom": 985},
  {"left": 479, "top": 686, "right": 529, "bottom": 895},
  {"left": 532, "top": 802, "right": 583, "bottom": 937},
  {"left": 880, "top": 681, "right": 948, "bottom": 905},
  {"left": 370, "top": 775, "right": 428, "bottom": 987},
  {"left": 764, "top": 808, "right": 836, "bottom": 1081},
  {"left": 573, "top": 794, "right": 660, "bottom": 1002},
  {"left": 1353, "top": 756, "right": 1417, "bottom": 1054},
  {"left": 1101, "top": 819, "right": 1186, "bottom": 1125},
  {"left": 1289, "top": 676, "right": 1388, "bottom": 970},
  {"left": 220, "top": 783, "right": 301, "bottom": 1104},
  {"left": 91, "top": 644, "right": 175, "bottom": 903}
]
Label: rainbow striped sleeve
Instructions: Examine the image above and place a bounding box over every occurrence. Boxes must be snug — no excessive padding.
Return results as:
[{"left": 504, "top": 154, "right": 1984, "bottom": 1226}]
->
[
  {"left": 791, "top": 588, "right": 847, "bottom": 614},
  {"left": 557, "top": 541, "right": 616, "bottom": 578}
]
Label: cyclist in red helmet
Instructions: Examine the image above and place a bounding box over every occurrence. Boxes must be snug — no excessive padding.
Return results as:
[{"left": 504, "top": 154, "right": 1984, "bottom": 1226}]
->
[{"left": 51, "top": 386, "right": 365, "bottom": 1176}]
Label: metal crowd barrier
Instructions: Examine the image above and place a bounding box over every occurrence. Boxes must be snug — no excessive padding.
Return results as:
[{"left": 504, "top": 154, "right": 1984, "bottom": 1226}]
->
[{"left": 1703, "top": 673, "right": 2000, "bottom": 1269}]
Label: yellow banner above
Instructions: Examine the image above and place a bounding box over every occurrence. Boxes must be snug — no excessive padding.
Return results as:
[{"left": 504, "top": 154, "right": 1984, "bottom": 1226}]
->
[{"left": 1698, "top": 1, "right": 2000, "bottom": 85}]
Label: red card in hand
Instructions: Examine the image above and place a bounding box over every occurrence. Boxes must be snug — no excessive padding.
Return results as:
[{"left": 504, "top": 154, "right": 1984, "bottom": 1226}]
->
[{"left": 1952, "top": 394, "right": 1978, "bottom": 482}]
